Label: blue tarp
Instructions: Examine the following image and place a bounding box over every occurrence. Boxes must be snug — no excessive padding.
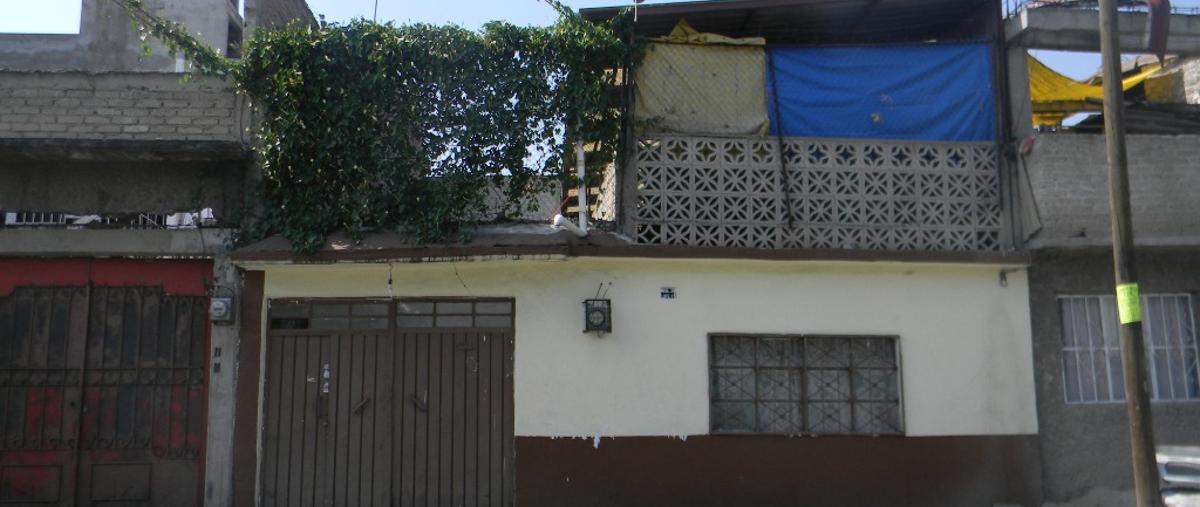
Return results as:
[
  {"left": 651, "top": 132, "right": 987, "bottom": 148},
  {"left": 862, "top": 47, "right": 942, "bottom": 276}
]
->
[{"left": 767, "top": 43, "right": 997, "bottom": 142}]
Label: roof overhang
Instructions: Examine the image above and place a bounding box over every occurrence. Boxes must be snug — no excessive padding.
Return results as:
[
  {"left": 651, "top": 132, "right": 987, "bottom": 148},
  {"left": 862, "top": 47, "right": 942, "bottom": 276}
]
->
[{"left": 580, "top": 0, "right": 999, "bottom": 45}]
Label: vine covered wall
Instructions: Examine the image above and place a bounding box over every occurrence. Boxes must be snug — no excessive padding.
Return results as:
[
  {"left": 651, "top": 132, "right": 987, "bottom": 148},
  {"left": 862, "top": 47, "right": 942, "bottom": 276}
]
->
[{"left": 115, "top": 0, "right": 630, "bottom": 252}]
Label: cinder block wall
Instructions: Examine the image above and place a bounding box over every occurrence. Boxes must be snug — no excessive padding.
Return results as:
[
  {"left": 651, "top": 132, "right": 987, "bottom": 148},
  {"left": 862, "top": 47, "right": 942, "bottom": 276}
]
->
[
  {"left": 247, "top": 0, "right": 316, "bottom": 29},
  {"left": 0, "top": 72, "right": 245, "bottom": 142},
  {"left": 1021, "top": 133, "right": 1200, "bottom": 247}
]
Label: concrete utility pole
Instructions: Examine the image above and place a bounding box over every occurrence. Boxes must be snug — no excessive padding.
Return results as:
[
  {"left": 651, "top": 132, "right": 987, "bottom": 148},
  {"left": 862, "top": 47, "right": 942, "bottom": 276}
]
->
[{"left": 1097, "top": 0, "right": 1163, "bottom": 505}]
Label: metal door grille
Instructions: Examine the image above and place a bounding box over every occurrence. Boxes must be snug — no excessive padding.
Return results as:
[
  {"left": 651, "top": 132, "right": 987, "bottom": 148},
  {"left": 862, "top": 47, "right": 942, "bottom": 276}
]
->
[
  {"left": 262, "top": 298, "right": 515, "bottom": 507},
  {"left": 0, "top": 286, "right": 208, "bottom": 506}
]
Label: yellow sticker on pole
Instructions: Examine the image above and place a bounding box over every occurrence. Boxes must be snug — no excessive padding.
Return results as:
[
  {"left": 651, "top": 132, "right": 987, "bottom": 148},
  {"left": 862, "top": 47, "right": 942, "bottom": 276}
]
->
[{"left": 1116, "top": 283, "right": 1142, "bottom": 325}]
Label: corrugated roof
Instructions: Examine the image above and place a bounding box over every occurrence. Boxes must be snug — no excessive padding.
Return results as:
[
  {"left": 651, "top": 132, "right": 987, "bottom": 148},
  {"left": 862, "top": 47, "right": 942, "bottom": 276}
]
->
[{"left": 581, "top": 0, "right": 998, "bottom": 45}]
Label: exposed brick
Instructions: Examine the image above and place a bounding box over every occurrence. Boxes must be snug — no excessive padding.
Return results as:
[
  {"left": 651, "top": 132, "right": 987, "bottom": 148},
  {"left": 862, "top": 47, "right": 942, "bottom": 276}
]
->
[
  {"left": 0, "top": 72, "right": 242, "bottom": 142},
  {"left": 1026, "top": 134, "right": 1200, "bottom": 248}
]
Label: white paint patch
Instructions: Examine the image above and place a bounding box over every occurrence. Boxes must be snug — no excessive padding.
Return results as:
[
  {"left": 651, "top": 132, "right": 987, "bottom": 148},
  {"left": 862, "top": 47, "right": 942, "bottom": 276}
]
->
[{"left": 259, "top": 257, "right": 1037, "bottom": 438}]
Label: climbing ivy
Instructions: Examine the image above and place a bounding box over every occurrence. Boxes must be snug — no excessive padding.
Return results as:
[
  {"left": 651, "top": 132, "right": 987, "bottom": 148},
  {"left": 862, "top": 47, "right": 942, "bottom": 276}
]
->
[{"left": 113, "top": 0, "right": 630, "bottom": 252}]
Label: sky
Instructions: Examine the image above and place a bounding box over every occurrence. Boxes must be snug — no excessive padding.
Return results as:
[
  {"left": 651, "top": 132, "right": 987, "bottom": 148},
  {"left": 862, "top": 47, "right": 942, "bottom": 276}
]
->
[{"left": 3, "top": 0, "right": 1199, "bottom": 80}]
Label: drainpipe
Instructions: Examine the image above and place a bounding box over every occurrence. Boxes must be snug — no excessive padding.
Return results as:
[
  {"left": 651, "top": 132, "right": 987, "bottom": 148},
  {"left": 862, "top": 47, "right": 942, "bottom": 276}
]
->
[{"left": 575, "top": 139, "right": 589, "bottom": 234}]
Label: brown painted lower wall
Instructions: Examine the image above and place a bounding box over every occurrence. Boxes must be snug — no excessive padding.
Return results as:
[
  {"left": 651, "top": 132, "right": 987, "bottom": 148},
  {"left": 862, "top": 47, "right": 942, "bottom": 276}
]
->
[{"left": 516, "top": 435, "right": 1042, "bottom": 507}]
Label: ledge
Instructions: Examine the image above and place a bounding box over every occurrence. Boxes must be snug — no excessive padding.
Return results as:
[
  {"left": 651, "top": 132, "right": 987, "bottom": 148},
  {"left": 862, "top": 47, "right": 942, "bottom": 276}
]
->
[
  {"left": 0, "top": 138, "right": 251, "bottom": 162},
  {"left": 0, "top": 228, "right": 230, "bottom": 258},
  {"left": 230, "top": 229, "right": 1031, "bottom": 266}
]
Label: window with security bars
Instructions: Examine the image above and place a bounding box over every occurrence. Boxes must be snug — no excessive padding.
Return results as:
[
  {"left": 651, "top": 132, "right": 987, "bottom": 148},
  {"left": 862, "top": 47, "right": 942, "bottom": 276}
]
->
[
  {"left": 1060, "top": 294, "right": 1200, "bottom": 403},
  {"left": 709, "top": 335, "right": 902, "bottom": 435}
]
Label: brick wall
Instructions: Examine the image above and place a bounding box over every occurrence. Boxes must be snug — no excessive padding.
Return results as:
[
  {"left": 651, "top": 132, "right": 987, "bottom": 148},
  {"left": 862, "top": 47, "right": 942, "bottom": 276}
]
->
[
  {"left": 1020, "top": 133, "right": 1200, "bottom": 247},
  {"left": 0, "top": 72, "right": 245, "bottom": 142}
]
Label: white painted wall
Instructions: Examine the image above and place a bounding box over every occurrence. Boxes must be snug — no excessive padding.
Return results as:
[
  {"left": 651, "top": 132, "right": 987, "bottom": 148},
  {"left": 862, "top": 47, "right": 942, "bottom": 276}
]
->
[{"left": 254, "top": 257, "right": 1037, "bottom": 438}]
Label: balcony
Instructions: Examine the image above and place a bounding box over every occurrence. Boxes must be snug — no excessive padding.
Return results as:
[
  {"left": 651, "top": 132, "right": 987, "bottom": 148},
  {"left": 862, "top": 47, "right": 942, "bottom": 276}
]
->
[{"left": 627, "top": 135, "right": 1002, "bottom": 252}]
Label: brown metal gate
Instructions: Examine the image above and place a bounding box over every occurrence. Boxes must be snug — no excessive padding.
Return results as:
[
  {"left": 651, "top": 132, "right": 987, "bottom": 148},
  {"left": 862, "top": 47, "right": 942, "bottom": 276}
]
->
[
  {"left": 262, "top": 299, "right": 515, "bottom": 507},
  {"left": 0, "top": 286, "right": 208, "bottom": 506}
]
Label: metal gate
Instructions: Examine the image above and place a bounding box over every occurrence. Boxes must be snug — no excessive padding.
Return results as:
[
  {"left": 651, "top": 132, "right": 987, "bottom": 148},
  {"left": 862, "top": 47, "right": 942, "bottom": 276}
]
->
[
  {"left": 0, "top": 286, "right": 208, "bottom": 506},
  {"left": 262, "top": 299, "right": 515, "bottom": 507}
]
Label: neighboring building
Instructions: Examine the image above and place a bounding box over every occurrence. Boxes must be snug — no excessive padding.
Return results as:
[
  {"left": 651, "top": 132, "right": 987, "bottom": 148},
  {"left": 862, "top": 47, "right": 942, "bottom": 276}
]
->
[
  {"left": 228, "top": 1, "right": 1042, "bottom": 506},
  {"left": 0, "top": 1, "right": 311, "bottom": 505},
  {"left": 1004, "top": 2, "right": 1200, "bottom": 504}
]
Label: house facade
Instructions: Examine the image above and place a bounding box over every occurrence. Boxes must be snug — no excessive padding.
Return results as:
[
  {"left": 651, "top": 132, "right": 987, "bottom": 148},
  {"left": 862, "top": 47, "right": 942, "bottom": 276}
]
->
[
  {"left": 1004, "top": 3, "right": 1200, "bottom": 504},
  {"left": 0, "top": 1, "right": 311, "bottom": 505},
  {"left": 3, "top": 0, "right": 1199, "bottom": 506},
  {"left": 228, "top": 1, "right": 1044, "bottom": 505}
]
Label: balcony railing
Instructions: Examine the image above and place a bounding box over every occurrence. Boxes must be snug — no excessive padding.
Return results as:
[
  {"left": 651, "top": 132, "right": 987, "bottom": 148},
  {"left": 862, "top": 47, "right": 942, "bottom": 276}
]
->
[
  {"left": 630, "top": 135, "right": 1003, "bottom": 252},
  {"left": 1004, "top": 0, "right": 1200, "bottom": 18}
]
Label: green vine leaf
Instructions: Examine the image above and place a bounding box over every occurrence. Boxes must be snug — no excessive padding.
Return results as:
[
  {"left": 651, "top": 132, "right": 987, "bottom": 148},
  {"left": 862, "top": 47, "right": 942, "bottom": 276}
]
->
[{"left": 109, "top": 0, "right": 631, "bottom": 253}]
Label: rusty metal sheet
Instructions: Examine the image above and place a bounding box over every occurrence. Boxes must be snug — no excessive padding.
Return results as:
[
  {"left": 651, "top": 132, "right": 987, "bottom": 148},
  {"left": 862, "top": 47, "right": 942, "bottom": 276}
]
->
[
  {"left": 263, "top": 299, "right": 515, "bottom": 506},
  {"left": 1, "top": 285, "right": 208, "bottom": 506}
]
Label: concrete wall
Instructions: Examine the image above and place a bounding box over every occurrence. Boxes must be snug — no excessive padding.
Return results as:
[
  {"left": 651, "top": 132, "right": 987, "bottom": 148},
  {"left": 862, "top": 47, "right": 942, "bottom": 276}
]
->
[
  {"left": 0, "top": 72, "right": 250, "bottom": 217},
  {"left": 254, "top": 257, "right": 1038, "bottom": 438},
  {"left": 0, "top": 72, "right": 245, "bottom": 142},
  {"left": 1145, "top": 57, "right": 1200, "bottom": 105},
  {"left": 1028, "top": 249, "right": 1200, "bottom": 503},
  {"left": 245, "top": 0, "right": 315, "bottom": 30},
  {"left": 0, "top": 158, "right": 248, "bottom": 217},
  {"left": 1019, "top": 133, "right": 1200, "bottom": 248},
  {"left": 0, "top": 0, "right": 239, "bottom": 72},
  {"left": 1005, "top": 8, "right": 1200, "bottom": 54}
]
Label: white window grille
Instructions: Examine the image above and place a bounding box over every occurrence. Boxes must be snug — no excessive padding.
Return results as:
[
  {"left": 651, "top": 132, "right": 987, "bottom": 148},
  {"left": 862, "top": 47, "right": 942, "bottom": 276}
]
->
[{"left": 1059, "top": 294, "right": 1200, "bottom": 403}]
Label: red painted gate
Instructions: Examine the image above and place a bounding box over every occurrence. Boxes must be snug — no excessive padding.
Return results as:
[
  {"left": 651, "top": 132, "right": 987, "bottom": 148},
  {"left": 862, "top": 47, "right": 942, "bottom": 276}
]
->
[{"left": 0, "top": 259, "right": 211, "bottom": 506}]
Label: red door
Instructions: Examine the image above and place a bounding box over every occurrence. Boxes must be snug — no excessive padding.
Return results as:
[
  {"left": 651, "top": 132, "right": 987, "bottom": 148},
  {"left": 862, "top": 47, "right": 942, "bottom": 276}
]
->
[{"left": 0, "top": 259, "right": 211, "bottom": 506}]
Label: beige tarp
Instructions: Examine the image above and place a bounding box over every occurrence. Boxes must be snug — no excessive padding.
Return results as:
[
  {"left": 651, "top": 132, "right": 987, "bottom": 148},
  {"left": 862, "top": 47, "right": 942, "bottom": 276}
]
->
[{"left": 635, "top": 21, "right": 769, "bottom": 135}]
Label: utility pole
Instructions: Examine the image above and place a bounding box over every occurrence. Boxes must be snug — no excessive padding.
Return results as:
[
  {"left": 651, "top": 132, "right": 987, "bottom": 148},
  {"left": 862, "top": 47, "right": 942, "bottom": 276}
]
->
[{"left": 1097, "top": 0, "right": 1163, "bottom": 505}]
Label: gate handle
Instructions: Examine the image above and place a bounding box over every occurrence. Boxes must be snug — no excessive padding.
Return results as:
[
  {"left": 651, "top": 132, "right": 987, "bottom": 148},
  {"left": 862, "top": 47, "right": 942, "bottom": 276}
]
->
[
  {"left": 352, "top": 396, "right": 371, "bottom": 415},
  {"left": 409, "top": 391, "right": 428, "bottom": 412}
]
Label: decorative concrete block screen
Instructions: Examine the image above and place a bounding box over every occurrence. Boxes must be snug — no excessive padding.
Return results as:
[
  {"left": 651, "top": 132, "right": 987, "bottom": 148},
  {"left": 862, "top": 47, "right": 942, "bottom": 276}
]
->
[{"left": 632, "top": 135, "right": 1002, "bottom": 251}]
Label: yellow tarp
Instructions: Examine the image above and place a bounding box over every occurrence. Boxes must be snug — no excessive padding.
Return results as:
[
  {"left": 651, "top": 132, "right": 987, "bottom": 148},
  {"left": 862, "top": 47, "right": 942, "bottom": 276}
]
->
[
  {"left": 1029, "top": 55, "right": 1161, "bottom": 126},
  {"left": 636, "top": 21, "right": 769, "bottom": 135},
  {"left": 652, "top": 19, "right": 766, "bottom": 46}
]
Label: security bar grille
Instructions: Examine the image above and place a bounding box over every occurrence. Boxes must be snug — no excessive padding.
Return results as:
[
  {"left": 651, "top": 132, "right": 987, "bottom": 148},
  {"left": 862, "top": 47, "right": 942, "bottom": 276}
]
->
[
  {"left": 1059, "top": 294, "right": 1200, "bottom": 403},
  {"left": 709, "top": 334, "right": 902, "bottom": 435}
]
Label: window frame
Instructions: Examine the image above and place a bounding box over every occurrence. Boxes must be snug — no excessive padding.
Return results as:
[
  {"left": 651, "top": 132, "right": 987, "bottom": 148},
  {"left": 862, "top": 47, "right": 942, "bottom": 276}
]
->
[
  {"left": 707, "top": 333, "right": 905, "bottom": 437},
  {"left": 1057, "top": 293, "right": 1200, "bottom": 405}
]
